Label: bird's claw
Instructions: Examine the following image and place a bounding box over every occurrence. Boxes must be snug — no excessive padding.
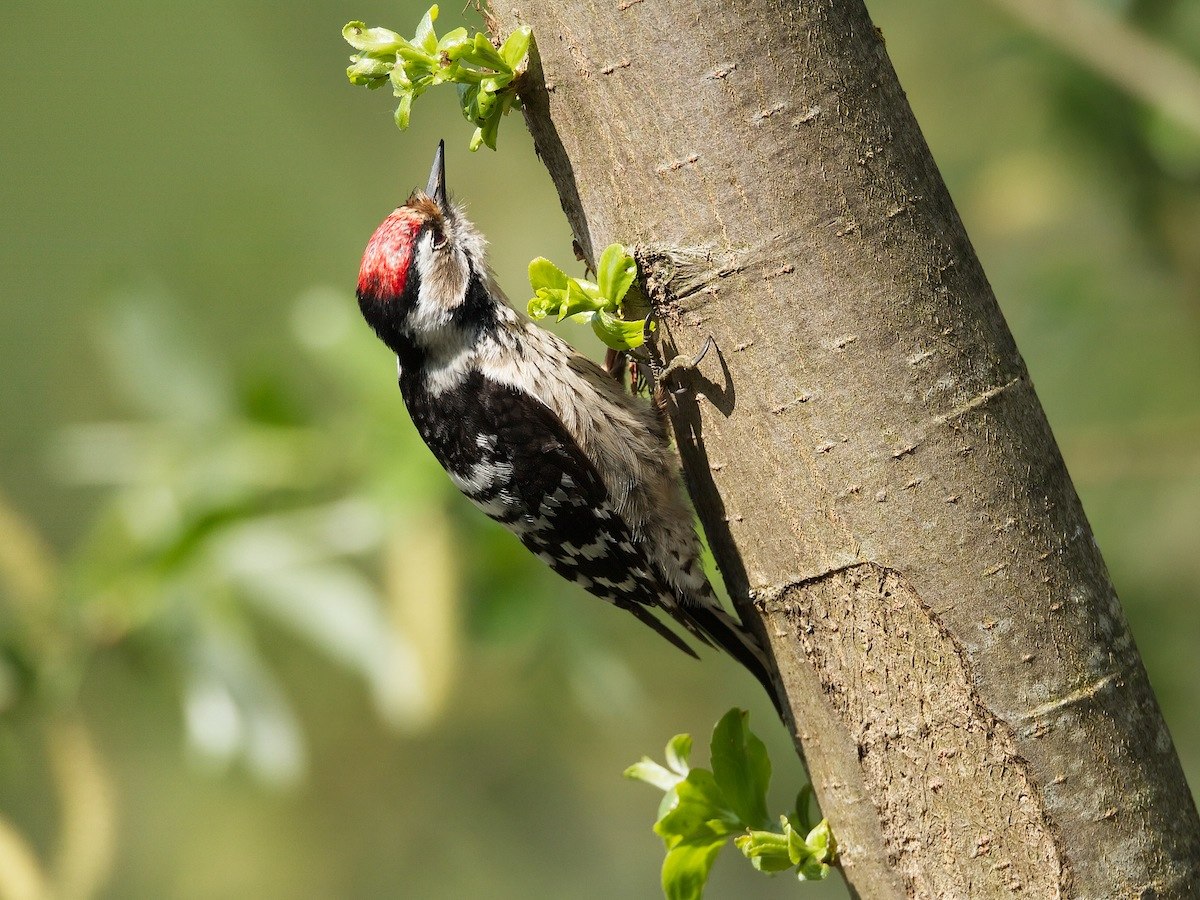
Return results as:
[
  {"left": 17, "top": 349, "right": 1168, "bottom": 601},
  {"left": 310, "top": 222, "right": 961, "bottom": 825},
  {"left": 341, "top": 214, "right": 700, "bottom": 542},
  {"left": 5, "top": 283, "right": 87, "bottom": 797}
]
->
[{"left": 661, "top": 336, "right": 716, "bottom": 394}]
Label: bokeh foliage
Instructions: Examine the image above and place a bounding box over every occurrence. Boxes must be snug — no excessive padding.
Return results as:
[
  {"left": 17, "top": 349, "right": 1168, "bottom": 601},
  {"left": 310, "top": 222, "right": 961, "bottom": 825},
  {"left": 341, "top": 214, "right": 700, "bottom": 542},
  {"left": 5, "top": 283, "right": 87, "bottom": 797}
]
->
[{"left": 1, "top": 0, "right": 1198, "bottom": 897}]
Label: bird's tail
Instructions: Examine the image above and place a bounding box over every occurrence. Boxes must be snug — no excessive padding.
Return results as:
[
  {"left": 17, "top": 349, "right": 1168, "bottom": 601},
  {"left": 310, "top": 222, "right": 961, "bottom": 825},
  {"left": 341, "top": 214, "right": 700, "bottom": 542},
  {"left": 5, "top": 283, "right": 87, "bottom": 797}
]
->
[{"left": 674, "top": 591, "right": 785, "bottom": 718}]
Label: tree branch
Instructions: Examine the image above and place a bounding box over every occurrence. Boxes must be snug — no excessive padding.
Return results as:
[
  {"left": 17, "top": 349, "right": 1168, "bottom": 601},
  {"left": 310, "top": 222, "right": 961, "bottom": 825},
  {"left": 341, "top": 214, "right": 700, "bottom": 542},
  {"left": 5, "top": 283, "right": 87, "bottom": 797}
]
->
[{"left": 488, "top": 0, "right": 1200, "bottom": 896}]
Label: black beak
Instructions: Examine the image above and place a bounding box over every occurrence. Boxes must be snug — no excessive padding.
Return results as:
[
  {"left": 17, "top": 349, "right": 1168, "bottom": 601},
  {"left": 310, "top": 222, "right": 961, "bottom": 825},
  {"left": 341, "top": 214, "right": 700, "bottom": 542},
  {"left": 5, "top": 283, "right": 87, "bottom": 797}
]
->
[{"left": 425, "top": 139, "right": 447, "bottom": 208}]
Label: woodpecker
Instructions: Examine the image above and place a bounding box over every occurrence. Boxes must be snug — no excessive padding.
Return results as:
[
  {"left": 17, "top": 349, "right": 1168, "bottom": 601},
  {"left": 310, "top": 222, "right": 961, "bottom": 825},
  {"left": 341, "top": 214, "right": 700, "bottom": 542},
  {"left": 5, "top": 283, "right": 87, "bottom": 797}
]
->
[{"left": 355, "top": 141, "right": 776, "bottom": 702}]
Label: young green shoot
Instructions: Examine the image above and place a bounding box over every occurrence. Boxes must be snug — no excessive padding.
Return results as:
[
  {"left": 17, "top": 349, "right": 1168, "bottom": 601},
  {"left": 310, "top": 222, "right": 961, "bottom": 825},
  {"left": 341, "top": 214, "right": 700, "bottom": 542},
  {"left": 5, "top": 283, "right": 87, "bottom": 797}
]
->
[
  {"left": 343, "top": 5, "right": 531, "bottom": 150},
  {"left": 625, "top": 708, "right": 837, "bottom": 900},
  {"left": 527, "top": 244, "right": 651, "bottom": 351}
]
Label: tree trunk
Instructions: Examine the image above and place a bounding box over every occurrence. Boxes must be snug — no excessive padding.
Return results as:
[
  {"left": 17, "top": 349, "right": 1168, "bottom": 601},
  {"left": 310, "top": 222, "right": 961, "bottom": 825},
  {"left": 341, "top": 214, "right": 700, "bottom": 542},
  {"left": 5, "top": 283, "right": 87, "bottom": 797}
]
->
[{"left": 486, "top": 1, "right": 1200, "bottom": 896}]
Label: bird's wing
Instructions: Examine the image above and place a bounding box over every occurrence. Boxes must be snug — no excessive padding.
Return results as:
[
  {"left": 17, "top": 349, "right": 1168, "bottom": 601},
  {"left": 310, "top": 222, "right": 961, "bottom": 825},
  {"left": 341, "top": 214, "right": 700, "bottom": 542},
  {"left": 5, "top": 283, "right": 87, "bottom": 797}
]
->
[{"left": 423, "top": 370, "right": 712, "bottom": 658}]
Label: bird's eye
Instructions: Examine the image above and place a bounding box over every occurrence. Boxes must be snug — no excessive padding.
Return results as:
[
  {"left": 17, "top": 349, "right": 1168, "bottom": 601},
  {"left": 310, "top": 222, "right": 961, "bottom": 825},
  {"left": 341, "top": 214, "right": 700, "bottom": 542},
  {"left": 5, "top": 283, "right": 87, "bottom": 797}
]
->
[{"left": 431, "top": 228, "right": 448, "bottom": 251}]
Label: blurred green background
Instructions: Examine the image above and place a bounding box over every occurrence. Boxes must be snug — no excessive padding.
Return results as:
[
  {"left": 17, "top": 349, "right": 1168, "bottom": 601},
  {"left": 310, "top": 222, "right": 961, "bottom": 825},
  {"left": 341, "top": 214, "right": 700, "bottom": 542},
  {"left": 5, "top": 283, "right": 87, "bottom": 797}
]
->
[{"left": 1, "top": 0, "right": 1198, "bottom": 897}]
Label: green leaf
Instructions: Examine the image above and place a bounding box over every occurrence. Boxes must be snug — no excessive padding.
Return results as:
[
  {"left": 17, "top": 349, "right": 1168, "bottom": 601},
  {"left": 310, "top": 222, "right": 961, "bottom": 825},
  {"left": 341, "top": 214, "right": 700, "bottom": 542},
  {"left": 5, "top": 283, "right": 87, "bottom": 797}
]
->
[
  {"left": 475, "top": 85, "right": 499, "bottom": 121},
  {"left": 527, "top": 251, "right": 635, "bottom": 341},
  {"left": 342, "top": 22, "right": 404, "bottom": 54},
  {"left": 390, "top": 64, "right": 413, "bottom": 93},
  {"left": 460, "top": 33, "right": 510, "bottom": 73},
  {"left": 393, "top": 90, "right": 414, "bottom": 131},
  {"left": 794, "top": 784, "right": 816, "bottom": 832},
  {"left": 572, "top": 277, "right": 603, "bottom": 302},
  {"left": 396, "top": 45, "right": 438, "bottom": 70},
  {"left": 786, "top": 818, "right": 810, "bottom": 865},
  {"left": 805, "top": 819, "right": 835, "bottom": 862},
  {"left": 342, "top": 12, "right": 526, "bottom": 150},
  {"left": 661, "top": 837, "right": 725, "bottom": 900},
  {"left": 625, "top": 758, "right": 683, "bottom": 792},
  {"left": 500, "top": 27, "right": 532, "bottom": 70},
  {"left": 789, "top": 816, "right": 836, "bottom": 879},
  {"left": 709, "top": 708, "right": 771, "bottom": 829},
  {"left": 457, "top": 81, "right": 481, "bottom": 120},
  {"left": 414, "top": 5, "right": 439, "bottom": 54},
  {"left": 665, "top": 733, "right": 692, "bottom": 777},
  {"left": 429, "top": 63, "right": 457, "bottom": 87},
  {"left": 528, "top": 257, "right": 569, "bottom": 292},
  {"left": 591, "top": 309, "right": 648, "bottom": 350},
  {"left": 626, "top": 712, "right": 837, "bottom": 897},
  {"left": 527, "top": 287, "right": 564, "bottom": 321},
  {"left": 734, "top": 829, "right": 796, "bottom": 873},
  {"left": 477, "top": 109, "right": 502, "bottom": 150},
  {"left": 655, "top": 769, "right": 739, "bottom": 847},
  {"left": 442, "top": 62, "right": 482, "bottom": 84},
  {"left": 596, "top": 243, "right": 637, "bottom": 305},
  {"left": 437, "top": 27, "right": 470, "bottom": 55},
  {"left": 347, "top": 56, "right": 393, "bottom": 86},
  {"left": 556, "top": 280, "right": 595, "bottom": 320},
  {"left": 482, "top": 71, "right": 514, "bottom": 93},
  {"left": 797, "top": 858, "right": 831, "bottom": 881}
]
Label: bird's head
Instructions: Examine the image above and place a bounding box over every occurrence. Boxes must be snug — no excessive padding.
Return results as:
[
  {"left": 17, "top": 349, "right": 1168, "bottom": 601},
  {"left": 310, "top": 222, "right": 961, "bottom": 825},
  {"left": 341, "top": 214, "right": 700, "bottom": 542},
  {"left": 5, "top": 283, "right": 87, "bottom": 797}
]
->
[{"left": 356, "top": 140, "right": 494, "bottom": 352}]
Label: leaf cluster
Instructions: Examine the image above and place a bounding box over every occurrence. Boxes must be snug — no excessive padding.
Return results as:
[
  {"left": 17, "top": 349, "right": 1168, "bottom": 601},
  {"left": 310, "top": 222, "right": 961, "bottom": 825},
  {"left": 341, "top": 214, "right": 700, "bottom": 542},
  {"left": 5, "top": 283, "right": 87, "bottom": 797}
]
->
[
  {"left": 343, "top": 5, "right": 531, "bottom": 150},
  {"left": 625, "top": 709, "right": 836, "bottom": 899},
  {"left": 527, "top": 244, "right": 651, "bottom": 351}
]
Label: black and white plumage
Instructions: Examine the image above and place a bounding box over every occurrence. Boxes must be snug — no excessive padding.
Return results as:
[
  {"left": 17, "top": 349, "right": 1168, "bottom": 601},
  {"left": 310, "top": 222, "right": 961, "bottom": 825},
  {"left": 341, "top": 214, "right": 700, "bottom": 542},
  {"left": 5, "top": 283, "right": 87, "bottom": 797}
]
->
[{"left": 355, "top": 141, "right": 774, "bottom": 698}]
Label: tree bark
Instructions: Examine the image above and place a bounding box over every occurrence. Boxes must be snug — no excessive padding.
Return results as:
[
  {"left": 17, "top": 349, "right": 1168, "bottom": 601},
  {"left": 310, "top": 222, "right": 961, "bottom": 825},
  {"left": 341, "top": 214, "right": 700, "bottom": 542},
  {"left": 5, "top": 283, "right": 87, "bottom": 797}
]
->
[{"left": 486, "top": 1, "right": 1200, "bottom": 896}]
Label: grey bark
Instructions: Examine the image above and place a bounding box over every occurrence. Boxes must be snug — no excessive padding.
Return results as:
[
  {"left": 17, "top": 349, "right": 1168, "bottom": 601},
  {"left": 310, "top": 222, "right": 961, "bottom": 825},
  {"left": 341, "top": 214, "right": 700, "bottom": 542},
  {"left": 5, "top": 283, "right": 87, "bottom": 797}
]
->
[{"left": 485, "top": 1, "right": 1200, "bottom": 897}]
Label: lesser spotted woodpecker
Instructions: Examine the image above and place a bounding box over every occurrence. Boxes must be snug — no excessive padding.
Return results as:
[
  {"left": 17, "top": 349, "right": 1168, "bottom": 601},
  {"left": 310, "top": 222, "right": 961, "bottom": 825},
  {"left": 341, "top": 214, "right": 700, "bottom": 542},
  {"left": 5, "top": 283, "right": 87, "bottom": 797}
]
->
[{"left": 355, "top": 141, "right": 775, "bottom": 701}]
